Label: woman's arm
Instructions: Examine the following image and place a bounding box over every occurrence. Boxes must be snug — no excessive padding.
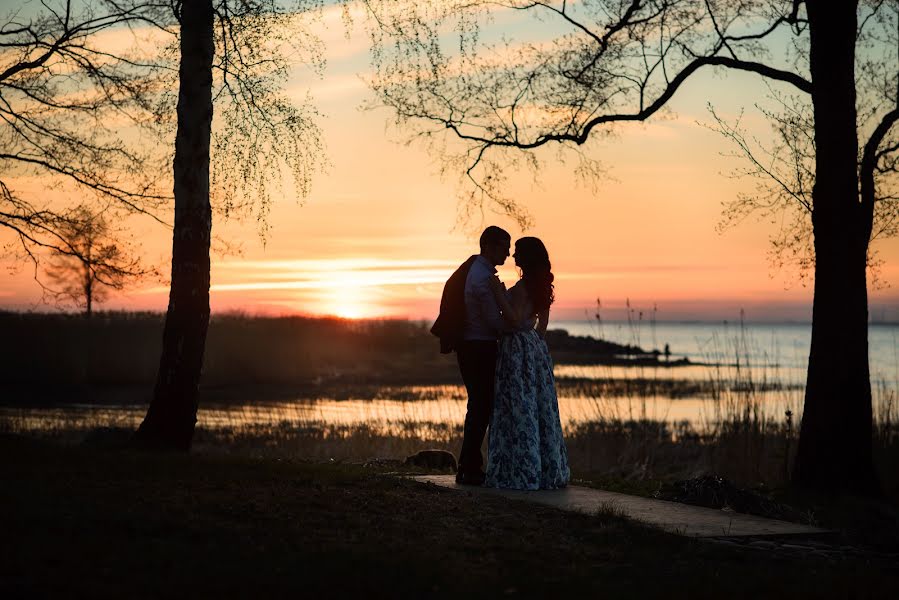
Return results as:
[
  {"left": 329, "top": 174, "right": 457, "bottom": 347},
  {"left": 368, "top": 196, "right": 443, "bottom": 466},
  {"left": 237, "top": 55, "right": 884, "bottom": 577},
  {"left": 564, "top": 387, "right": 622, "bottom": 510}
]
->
[
  {"left": 488, "top": 275, "right": 520, "bottom": 326},
  {"left": 536, "top": 307, "right": 550, "bottom": 338}
]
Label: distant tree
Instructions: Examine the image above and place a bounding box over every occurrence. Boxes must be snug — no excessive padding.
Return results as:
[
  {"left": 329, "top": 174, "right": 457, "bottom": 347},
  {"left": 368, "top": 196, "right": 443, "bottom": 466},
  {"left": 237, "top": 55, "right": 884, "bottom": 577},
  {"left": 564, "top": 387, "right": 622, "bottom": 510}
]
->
[
  {"left": 365, "top": 1, "right": 899, "bottom": 494},
  {"left": 134, "top": 0, "right": 324, "bottom": 450},
  {"left": 43, "top": 206, "right": 152, "bottom": 318},
  {"left": 0, "top": 0, "right": 171, "bottom": 270}
]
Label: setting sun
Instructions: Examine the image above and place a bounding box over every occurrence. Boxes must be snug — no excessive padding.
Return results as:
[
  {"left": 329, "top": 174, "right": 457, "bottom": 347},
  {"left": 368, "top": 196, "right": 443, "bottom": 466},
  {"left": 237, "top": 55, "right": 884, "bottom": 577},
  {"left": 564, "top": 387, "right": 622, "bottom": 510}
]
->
[
  {"left": 333, "top": 306, "right": 364, "bottom": 319},
  {"left": 329, "top": 290, "right": 370, "bottom": 319},
  {"left": 321, "top": 278, "right": 383, "bottom": 319}
]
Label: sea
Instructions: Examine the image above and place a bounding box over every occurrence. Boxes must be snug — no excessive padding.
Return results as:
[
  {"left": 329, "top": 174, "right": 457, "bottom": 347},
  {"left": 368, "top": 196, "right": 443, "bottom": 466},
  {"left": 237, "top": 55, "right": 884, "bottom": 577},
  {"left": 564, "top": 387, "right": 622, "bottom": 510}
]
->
[
  {"left": 2, "top": 320, "right": 896, "bottom": 439},
  {"left": 554, "top": 319, "right": 899, "bottom": 389}
]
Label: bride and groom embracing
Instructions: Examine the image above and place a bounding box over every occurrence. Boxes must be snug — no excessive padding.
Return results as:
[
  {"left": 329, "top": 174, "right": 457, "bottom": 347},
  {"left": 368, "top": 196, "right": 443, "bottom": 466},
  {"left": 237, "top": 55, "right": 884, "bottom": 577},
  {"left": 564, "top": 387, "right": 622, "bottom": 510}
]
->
[{"left": 432, "top": 226, "right": 570, "bottom": 490}]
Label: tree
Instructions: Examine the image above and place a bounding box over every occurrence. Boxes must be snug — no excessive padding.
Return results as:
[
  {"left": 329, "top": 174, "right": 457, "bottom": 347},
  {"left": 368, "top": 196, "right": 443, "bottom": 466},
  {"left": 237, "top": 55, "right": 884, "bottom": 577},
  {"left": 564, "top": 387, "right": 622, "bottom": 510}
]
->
[
  {"left": 133, "top": 0, "right": 215, "bottom": 450},
  {"left": 134, "top": 0, "right": 324, "bottom": 450},
  {"left": 0, "top": 0, "right": 171, "bottom": 271},
  {"left": 365, "top": 1, "right": 899, "bottom": 494},
  {"left": 44, "top": 205, "right": 154, "bottom": 318},
  {"left": 0, "top": 1, "right": 321, "bottom": 449}
]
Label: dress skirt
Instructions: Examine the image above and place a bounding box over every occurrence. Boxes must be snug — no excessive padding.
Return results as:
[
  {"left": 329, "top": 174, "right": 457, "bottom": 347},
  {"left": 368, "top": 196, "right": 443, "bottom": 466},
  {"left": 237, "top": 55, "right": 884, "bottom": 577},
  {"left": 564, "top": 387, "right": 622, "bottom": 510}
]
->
[{"left": 485, "top": 329, "right": 570, "bottom": 490}]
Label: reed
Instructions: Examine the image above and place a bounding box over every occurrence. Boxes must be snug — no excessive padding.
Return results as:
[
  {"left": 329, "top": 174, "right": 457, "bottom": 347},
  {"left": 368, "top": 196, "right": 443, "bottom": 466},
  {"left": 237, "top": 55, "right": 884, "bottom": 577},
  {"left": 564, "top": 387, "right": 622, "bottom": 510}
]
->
[{"left": 563, "top": 308, "right": 899, "bottom": 492}]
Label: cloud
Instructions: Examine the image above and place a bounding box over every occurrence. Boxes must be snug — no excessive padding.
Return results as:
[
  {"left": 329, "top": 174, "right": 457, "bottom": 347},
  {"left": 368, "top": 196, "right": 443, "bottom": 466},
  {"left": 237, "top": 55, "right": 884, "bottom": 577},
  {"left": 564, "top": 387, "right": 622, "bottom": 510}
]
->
[{"left": 140, "top": 257, "right": 459, "bottom": 295}]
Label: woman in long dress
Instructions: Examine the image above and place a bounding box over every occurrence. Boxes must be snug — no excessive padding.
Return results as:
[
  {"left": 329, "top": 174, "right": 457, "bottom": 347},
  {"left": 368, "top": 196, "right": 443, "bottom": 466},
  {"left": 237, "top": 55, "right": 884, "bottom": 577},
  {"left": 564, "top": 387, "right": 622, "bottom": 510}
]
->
[{"left": 484, "top": 237, "right": 570, "bottom": 490}]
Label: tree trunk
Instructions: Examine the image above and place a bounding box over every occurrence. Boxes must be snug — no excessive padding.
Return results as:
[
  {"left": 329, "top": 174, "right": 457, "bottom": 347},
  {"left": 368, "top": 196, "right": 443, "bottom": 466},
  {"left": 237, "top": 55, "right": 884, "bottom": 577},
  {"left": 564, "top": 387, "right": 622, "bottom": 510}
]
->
[
  {"left": 85, "top": 278, "right": 92, "bottom": 319},
  {"left": 84, "top": 244, "right": 92, "bottom": 319},
  {"left": 794, "top": 0, "right": 879, "bottom": 494},
  {"left": 134, "top": 0, "right": 214, "bottom": 451}
]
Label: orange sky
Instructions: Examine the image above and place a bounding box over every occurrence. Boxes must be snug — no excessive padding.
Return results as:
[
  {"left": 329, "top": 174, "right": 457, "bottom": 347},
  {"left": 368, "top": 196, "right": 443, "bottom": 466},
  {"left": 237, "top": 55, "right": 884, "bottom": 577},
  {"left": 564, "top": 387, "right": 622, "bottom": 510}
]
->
[{"left": 1, "top": 2, "right": 897, "bottom": 322}]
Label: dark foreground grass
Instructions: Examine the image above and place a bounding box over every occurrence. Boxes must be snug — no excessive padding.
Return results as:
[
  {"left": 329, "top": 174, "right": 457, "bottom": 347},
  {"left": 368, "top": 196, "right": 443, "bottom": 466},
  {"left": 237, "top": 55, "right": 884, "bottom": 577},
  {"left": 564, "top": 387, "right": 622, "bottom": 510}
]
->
[{"left": 1, "top": 436, "right": 896, "bottom": 598}]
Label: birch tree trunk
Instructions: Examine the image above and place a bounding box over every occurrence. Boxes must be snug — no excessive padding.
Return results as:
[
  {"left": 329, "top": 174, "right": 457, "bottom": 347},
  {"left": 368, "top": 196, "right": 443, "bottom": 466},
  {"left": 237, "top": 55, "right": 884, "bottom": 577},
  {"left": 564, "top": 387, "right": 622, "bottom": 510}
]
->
[{"left": 134, "top": 0, "right": 214, "bottom": 451}]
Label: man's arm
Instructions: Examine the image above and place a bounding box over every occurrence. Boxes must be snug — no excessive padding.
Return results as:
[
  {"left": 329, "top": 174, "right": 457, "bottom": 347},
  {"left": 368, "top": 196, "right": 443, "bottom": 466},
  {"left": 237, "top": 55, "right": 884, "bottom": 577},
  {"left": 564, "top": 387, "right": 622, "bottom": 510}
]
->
[{"left": 487, "top": 276, "right": 522, "bottom": 328}]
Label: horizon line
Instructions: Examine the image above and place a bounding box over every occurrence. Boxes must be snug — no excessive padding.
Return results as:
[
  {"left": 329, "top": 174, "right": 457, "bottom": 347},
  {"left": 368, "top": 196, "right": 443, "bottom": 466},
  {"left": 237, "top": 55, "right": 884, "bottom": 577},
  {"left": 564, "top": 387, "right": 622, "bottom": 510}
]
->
[{"left": 1, "top": 308, "right": 897, "bottom": 327}]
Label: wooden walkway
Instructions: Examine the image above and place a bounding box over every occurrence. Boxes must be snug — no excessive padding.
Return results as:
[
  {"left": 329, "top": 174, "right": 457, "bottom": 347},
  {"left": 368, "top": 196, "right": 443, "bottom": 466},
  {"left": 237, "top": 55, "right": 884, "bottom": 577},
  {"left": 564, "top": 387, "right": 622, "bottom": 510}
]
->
[{"left": 413, "top": 475, "right": 831, "bottom": 538}]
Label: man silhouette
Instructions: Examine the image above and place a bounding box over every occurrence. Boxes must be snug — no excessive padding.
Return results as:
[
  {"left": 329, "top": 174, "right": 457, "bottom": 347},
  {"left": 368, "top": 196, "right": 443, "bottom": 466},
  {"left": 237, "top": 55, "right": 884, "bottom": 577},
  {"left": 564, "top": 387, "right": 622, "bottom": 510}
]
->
[{"left": 432, "top": 226, "right": 511, "bottom": 484}]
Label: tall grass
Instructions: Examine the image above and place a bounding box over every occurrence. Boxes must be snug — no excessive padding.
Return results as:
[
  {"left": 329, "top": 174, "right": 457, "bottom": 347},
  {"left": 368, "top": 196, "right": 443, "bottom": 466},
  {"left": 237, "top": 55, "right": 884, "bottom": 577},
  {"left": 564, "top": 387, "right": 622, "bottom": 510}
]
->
[{"left": 565, "top": 309, "right": 898, "bottom": 492}]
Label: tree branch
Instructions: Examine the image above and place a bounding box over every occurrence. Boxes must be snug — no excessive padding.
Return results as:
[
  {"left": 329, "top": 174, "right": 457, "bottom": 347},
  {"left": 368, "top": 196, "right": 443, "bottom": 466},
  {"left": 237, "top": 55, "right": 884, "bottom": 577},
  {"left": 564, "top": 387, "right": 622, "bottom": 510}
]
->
[
  {"left": 860, "top": 107, "right": 899, "bottom": 236},
  {"left": 444, "top": 55, "right": 811, "bottom": 151}
]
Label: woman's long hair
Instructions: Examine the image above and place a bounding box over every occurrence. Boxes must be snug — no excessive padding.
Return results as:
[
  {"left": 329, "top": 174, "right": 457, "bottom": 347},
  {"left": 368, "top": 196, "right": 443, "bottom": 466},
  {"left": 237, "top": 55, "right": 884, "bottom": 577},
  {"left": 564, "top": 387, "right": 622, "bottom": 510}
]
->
[{"left": 515, "top": 237, "right": 554, "bottom": 312}]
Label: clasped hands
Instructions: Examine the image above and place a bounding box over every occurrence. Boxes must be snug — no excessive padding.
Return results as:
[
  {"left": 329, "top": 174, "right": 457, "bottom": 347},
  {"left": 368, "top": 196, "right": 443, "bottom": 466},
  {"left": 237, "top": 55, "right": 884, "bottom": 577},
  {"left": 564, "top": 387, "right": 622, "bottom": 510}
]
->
[
  {"left": 488, "top": 275, "right": 520, "bottom": 326},
  {"left": 488, "top": 274, "right": 506, "bottom": 294}
]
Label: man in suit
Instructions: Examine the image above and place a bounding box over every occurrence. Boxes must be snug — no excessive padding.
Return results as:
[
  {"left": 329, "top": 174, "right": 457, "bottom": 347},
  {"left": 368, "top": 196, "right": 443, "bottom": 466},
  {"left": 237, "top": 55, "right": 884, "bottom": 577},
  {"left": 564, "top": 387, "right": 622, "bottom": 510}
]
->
[{"left": 432, "top": 226, "right": 511, "bottom": 484}]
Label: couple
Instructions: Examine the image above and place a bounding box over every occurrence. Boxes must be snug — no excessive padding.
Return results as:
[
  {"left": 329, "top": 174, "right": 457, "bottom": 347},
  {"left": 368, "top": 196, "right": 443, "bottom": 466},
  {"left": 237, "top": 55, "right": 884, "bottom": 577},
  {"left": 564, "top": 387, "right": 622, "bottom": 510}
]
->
[{"left": 432, "top": 226, "right": 570, "bottom": 490}]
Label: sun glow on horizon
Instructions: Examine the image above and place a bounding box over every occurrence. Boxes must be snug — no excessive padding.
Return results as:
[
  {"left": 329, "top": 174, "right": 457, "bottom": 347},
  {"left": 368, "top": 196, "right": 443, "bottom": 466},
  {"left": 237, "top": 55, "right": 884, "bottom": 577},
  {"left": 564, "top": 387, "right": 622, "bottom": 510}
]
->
[
  {"left": 111, "top": 253, "right": 899, "bottom": 322},
  {"left": 152, "top": 258, "right": 454, "bottom": 319},
  {"left": 332, "top": 303, "right": 367, "bottom": 319},
  {"left": 325, "top": 285, "right": 379, "bottom": 319}
]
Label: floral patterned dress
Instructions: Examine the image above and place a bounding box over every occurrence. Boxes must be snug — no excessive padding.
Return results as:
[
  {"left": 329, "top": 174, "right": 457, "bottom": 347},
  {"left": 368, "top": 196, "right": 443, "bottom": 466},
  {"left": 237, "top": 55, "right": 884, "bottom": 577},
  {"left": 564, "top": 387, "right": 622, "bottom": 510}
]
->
[{"left": 485, "top": 284, "right": 570, "bottom": 490}]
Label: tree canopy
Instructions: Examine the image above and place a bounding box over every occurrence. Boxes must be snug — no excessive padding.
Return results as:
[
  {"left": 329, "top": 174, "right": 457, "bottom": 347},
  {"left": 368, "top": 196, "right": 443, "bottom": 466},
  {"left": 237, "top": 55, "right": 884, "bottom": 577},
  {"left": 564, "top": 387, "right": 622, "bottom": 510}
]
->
[
  {"left": 1, "top": 0, "right": 325, "bottom": 286},
  {"left": 0, "top": 0, "right": 170, "bottom": 269},
  {"left": 365, "top": 0, "right": 898, "bottom": 258}
]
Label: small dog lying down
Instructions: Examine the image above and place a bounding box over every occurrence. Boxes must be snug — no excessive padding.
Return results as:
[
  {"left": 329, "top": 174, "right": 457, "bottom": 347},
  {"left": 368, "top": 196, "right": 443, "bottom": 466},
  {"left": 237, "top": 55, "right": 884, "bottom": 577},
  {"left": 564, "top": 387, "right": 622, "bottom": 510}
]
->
[{"left": 404, "top": 449, "right": 458, "bottom": 472}]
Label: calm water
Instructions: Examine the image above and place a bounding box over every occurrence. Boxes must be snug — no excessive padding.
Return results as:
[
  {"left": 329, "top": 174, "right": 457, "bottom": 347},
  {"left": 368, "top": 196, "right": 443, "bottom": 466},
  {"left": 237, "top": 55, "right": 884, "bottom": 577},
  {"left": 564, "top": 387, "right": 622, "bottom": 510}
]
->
[
  {"left": 0, "top": 394, "right": 740, "bottom": 438},
  {"left": 555, "top": 320, "right": 899, "bottom": 388},
  {"left": 3, "top": 321, "right": 896, "bottom": 440}
]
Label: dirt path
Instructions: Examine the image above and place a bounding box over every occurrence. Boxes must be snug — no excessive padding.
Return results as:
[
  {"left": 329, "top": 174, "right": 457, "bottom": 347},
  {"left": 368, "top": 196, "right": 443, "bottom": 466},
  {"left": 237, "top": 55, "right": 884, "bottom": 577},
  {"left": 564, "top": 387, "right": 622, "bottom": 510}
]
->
[{"left": 413, "top": 475, "right": 830, "bottom": 538}]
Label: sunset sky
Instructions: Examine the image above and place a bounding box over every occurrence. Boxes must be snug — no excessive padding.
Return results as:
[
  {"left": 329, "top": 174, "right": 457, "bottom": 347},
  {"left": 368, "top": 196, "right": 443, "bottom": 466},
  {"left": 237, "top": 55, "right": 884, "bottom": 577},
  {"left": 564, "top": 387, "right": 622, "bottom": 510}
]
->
[{"left": 1, "top": 1, "right": 898, "bottom": 322}]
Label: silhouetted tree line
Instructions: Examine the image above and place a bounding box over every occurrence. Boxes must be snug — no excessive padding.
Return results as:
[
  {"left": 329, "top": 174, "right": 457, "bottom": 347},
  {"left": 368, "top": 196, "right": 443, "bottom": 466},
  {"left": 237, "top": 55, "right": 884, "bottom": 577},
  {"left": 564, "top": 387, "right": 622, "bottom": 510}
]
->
[
  {"left": 0, "top": 312, "right": 448, "bottom": 388},
  {"left": 0, "top": 312, "right": 658, "bottom": 389}
]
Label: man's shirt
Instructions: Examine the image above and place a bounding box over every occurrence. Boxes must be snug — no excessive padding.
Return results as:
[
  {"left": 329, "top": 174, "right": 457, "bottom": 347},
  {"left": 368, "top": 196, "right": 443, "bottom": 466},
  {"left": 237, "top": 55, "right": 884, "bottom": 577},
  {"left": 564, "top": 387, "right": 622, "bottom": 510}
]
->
[{"left": 463, "top": 255, "right": 505, "bottom": 341}]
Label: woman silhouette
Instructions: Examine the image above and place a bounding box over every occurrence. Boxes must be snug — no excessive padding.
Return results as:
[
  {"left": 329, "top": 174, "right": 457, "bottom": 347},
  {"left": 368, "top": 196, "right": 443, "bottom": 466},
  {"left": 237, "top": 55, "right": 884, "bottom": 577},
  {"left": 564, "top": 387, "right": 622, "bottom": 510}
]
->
[{"left": 485, "top": 237, "right": 570, "bottom": 490}]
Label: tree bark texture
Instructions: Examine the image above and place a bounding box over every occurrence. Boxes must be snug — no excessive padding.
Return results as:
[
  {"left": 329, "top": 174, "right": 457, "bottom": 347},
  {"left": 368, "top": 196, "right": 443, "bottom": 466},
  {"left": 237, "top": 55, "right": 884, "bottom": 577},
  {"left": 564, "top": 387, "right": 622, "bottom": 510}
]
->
[
  {"left": 135, "top": 0, "right": 214, "bottom": 451},
  {"left": 794, "top": 0, "right": 878, "bottom": 494},
  {"left": 84, "top": 263, "right": 93, "bottom": 319}
]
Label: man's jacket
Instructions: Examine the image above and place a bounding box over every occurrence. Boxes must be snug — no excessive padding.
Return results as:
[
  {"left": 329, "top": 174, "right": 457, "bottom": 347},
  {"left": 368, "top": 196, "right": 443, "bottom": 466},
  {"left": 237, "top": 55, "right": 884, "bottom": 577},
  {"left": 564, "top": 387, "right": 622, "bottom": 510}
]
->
[{"left": 430, "top": 255, "right": 478, "bottom": 353}]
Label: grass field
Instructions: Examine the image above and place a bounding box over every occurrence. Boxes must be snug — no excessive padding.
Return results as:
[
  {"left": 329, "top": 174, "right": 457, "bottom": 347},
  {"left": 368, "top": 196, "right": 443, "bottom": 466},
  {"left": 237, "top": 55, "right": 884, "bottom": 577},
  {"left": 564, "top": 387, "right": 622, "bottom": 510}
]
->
[{"left": 2, "top": 434, "right": 897, "bottom": 598}]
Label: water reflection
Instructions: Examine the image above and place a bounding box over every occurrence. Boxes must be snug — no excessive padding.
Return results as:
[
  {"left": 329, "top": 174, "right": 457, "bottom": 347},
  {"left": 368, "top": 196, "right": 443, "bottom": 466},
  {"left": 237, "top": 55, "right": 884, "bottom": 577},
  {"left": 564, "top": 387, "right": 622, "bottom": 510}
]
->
[
  {"left": 5, "top": 356, "right": 895, "bottom": 443},
  {"left": 0, "top": 388, "right": 804, "bottom": 441},
  {"left": 553, "top": 363, "right": 806, "bottom": 384}
]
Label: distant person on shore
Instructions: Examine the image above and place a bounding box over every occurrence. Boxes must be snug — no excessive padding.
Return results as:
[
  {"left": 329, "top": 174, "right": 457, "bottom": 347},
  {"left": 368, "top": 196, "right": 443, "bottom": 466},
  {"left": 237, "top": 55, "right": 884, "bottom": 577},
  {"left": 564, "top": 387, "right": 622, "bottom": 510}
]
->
[
  {"left": 431, "top": 226, "right": 512, "bottom": 485},
  {"left": 483, "top": 237, "right": 569, "bottom": 490}
]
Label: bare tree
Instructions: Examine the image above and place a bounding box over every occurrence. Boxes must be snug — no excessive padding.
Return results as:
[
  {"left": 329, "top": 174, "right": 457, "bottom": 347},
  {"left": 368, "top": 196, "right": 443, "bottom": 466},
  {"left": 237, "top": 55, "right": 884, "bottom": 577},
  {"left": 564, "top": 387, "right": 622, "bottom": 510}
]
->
[
  {"left": 0, "top": 0, "right": 172, "bottom": 270},
  {"left": 0, "top": 1, "right": 323, "bottom": 449},
  {"left": 365, "top": 0, "right": 899, "bottom": 494},
  {"left": 43, "top": 205, "right": 153, "bottom": 318},
  {"left": 134, "top": 0, "right": 324, "bottom": 450}
]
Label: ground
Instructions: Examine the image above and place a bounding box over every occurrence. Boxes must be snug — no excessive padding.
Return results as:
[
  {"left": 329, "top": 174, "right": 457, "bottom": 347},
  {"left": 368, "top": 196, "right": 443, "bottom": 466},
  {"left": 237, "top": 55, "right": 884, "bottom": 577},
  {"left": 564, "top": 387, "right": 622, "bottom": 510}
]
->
[{"left": 1, "top": 435, "right": 896, "bottom": 598}]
